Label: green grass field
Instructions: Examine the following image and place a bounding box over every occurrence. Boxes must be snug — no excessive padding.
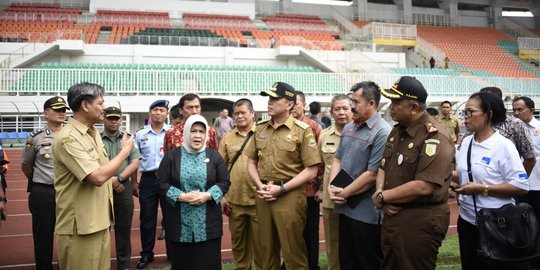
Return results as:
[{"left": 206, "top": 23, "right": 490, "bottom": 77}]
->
[{"left": 151, "top": 234, "right": 462, "bottom": 269}]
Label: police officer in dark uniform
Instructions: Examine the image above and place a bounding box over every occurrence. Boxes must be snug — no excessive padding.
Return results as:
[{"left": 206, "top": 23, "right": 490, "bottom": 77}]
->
[
  {"left": 22, "top": 96, "right": 69, "bottom": 270},
  {"left": 372, "top": 76, "right": 455, "bottom": 270}
]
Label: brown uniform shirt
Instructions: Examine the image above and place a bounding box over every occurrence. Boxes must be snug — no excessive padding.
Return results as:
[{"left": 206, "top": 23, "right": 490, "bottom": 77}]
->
[
  {"left": 380, "top": 112, "right": 455, "bottom": 204},
  {"left": 219, "top": 124, "right": 257, "bottom": 206},
  {"left": 438, "top": 114, "right": 460, "bottom": 143},
  {"left": 53, "top": 118, "right": 113, "bottom": 235},
  {"left": 245, "top": 115, "right": 322, "bottom": 182}
]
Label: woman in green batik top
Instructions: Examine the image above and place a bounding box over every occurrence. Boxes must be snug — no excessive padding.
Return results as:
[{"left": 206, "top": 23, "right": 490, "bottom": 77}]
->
[{"left": 157, "top": 114, "right": 230, "bottom": 270}]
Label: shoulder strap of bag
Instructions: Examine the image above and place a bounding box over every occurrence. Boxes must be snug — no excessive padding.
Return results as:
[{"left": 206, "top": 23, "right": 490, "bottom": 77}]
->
[
  {"left": 466, "top": 139, "right": 479, "bottom": 216},
  {"left": 228, "top": 131, "right": 254, "bottom": 171}
]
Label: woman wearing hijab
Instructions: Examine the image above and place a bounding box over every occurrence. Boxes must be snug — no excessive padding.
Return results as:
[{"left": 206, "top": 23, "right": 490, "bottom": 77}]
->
[{"left": 157, "top": 115, "right": 230, "bottom": 269}]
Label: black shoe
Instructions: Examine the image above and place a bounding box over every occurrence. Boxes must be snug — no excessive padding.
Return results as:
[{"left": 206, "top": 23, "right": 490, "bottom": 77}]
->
[
  {"left": 136, "top": 256, "right": 154, "bottom": 269},
  {"left": 157, "top": 229, "right": 165, "bottom": 240}
]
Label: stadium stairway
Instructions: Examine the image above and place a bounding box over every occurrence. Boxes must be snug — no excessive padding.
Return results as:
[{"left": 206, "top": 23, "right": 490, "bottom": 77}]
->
[{"left": 96, "top": 30, "right": 111, "bottom": 44}]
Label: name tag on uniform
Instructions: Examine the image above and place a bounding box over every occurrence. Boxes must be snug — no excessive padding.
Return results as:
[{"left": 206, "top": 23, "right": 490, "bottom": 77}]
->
[{"left": 481, "top": 157, "right": 491, "bottom": 165}]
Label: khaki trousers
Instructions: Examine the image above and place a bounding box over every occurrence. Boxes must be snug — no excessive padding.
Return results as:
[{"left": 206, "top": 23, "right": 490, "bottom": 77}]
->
[
  {"left": 57, "top": 228, "right": 110, "bottom": 270},
  {"left": 229, "top": 203, "right": 263, "bottom": 270},
  {"left": 322, "top": 207, "right": 340, "bottom": 270},
  {"left": 256, "top": 187, "right": 308, "bottom": 270}
]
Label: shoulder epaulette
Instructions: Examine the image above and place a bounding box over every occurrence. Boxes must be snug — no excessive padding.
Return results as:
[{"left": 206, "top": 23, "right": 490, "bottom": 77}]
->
[
  {"left": 425, "top": 122, "right": 439, "bottom": 134},
  {"left": 257, "top": 119, "right": 270, "bottom": 125},
  {"left": 30, "top": 129, "right": 43, "bottom": 137},
  {"left": 136, "top": 126, "right": 145, "bottom": 132},
  {"left": 294, "top": 120, "right": 309, "bottom": 130}
]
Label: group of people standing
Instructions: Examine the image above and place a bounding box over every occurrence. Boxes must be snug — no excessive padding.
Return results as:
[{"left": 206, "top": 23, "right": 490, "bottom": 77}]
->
[{"left": 11, "top": 76, "right": 540, "bottom": 270}]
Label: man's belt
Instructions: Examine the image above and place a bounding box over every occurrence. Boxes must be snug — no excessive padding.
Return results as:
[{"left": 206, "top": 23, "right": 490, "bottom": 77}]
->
[
  {"left": 33, "top": 182, "right": 54, "bottom": 188},
  {"left": 395, "top": 201, "right": 446, "bottom": 209},
  {"left": 260, "top": 179, "right": 289, "bottom": 185}
]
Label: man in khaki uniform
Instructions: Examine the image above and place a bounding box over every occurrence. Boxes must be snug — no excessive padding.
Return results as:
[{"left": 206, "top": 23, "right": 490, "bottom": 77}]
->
[
  {"left": 219, "top": 98, "right": 262, "bottom": 270},
  {"left": 316, "top": 94, "right": 353, "bottom": 270},
  {"left": 438, "top": 100, "right": 460, "bottom": 144},
  {"left": 246, "top": 82, "right": 321, "bottom": 270},
  {"left": 22, "top": 96, "right": 68, "bottom": 270},
  {"left": 373, "top": 76, "right": 455, "bottom": 270},
  {"left": 101, "top": 106, "right": 141, "bottom": 270},
  {"left": 52, "top": 82, "right": 134, "bottom": 270}
]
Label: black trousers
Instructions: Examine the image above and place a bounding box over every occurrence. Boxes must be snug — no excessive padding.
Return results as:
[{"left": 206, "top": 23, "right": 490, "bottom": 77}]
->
[
  {"left": 457, "top": 216, "right": 527, "bottom": 270},
  {"left": 138, "top": 172, "right": 166, "bottom": 258},
  {"left": 28, "top": 183, "right": 56, "bottom": 270},
  {"left": 339, "top": 214, "right": 382, "bottom": 270},
  {"left": 303, "top": 196, "right": 320, "bottom": 270},
  {"left": 168, "top": 237, "right": 221, "bottom": 270}
]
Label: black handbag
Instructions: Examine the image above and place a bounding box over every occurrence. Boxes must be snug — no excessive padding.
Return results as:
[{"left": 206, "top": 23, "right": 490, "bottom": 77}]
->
[{"left": 466, "top": 141, "right": 540, "bottom": 262}]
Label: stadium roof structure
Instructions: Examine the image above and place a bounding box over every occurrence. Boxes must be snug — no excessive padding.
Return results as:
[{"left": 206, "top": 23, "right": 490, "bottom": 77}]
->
[{"left": 366, "top": 0, "right": 537, "bottom": 11}]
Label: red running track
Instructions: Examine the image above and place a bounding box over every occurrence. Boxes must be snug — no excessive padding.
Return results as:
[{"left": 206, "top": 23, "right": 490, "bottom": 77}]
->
[{"left": 0, "top": 148, "right": 458, "bottom": 269}]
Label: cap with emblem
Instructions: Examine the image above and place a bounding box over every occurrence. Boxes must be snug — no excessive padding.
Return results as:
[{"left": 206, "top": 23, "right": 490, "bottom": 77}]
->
[
  {"left": 149, "top": 99, "right": 169, "bottom": 110},
  {"left": 44, "top": 96, "right": 70, "bottom": 111},
  {"left": 381, "top": 76, "right": 428, "bottom": 103},
  {"left": 104, "top": 106, "right": 122, "bottom": 118},
  {"left": 260, "top": 82, "right": 296, "bottom": 102}
]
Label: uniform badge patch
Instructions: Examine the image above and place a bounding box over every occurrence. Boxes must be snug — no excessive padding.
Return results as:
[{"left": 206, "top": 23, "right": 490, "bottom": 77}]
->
[
  {"left": 425, "top": 144, "right": 437, "bottom": 156},
  {"left": 308, "top": 138, "right": 316, "bottom": 148}
]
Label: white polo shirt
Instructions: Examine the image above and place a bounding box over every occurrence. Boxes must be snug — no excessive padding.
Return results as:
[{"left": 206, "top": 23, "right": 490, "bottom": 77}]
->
[
  {"left": 456, "top": 131, "right": 529, "bottom": 225},
  {"left": 526, "top": 117, "right": 540, "bottom": 191}
]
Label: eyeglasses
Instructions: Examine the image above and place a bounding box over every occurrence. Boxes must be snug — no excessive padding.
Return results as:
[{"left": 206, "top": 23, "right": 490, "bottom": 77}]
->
[{"left": 462, "top": 108, "right": 481, "bottom": 118}]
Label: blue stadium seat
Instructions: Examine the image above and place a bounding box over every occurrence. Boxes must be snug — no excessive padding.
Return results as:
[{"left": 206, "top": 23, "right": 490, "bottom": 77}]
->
[
  {"left": 7, "top": 132, "right": 18, "bottom": 139},
  {"left": 0, "top": 132, "right": 7, "bottom": 140},
  {"left": 18, "top": 132, "right": 29, "bottom": 140}
]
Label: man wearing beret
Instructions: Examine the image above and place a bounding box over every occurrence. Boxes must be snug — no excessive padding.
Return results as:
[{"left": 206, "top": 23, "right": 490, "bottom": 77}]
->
[
  {"left": 101, "top": 106, "right": 141, "bottom": 270},
  {"left": 246, "top": 82, "right": 321, "bottom": 269},
  {"left": 135, "top": 99, "right": 170, "bottom": 269},
  {"left": 53, "top": 82, "right": 134, "bottom": 270},
  {"left": 22, "top": 96, "right": 68, "bottom": 270},
  {"left": 372, "top": 76, "right": 454, "bottom": 270}
]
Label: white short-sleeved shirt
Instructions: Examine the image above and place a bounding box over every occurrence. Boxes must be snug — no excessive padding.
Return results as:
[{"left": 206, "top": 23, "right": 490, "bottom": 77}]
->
[
  {"left": 456, "top": 131, "right": 529, "bottom": 225},
  {"left": 525, "top": 117, "right": 540, "bottom": 191}
]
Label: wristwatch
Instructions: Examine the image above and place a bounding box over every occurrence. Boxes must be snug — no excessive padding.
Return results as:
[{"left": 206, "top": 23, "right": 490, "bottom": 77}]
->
[
  {"left": 482, "top": 184, "right": 489, "bottom": 196},
  {"left": 376, "top": 191, "right": 384, "bottom": 204},
  {"left": 279, "top": 182, "right": 288, "bottom": 197},
  {"left": 117, "top": 174, "right": 126, "bottom": 184},
  {"left": 0, "top": 196, "right": 7, "bottom": 203}
]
